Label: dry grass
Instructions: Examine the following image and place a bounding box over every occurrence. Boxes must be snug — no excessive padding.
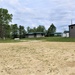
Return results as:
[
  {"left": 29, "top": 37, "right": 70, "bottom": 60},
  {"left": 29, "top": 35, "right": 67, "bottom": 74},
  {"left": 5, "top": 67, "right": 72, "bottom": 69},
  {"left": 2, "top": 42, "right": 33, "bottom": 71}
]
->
[{"left": 0, "top": 41, "right": 75, "bottom": 75}]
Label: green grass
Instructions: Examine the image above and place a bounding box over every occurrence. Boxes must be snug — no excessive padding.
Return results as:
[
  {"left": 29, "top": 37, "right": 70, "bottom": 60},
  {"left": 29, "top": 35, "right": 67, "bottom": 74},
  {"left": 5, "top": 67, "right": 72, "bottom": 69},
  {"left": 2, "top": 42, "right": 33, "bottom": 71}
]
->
[
  {"left": 23, "top": 37, "right": 75, "bottom": 42},
  {"left": 45, "top": 37, "right": 75, "bottom": 42},
  {"left": 0, "top": 38, "right": 20, "bottom": 43},
  {"left": 0, "top": 37, "right": 75, "bottom": 43}
]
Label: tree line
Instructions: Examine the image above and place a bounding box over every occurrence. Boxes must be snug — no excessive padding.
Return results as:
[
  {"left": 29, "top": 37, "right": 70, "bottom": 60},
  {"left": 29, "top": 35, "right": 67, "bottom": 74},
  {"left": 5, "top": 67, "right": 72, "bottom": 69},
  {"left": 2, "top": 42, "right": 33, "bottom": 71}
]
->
[{"left": 0, "top": 8, "right": 56, "bottom": 39}]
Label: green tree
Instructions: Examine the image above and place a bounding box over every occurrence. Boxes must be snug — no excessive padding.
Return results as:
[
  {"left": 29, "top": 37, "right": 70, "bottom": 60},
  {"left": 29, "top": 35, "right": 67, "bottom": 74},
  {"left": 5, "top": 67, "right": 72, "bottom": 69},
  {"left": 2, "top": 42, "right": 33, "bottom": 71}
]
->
[
  {"left": 36, "top": 25, "right": 46, "bottom": 32},
  {"left": 47, "top": 23, "right": 56, "bottom": 36},
  {"left": 0, "top": 8, "right": 12, "bottom": 39},
  {"left": 5, "top": 24, "right": 11, "bottom": 38},
  {"left": 22, "top": 29, "right": 27, "bottom": 38},
  {"left": 33, "top": 27, "right": 37, "bottom": 32},
  {"left": 27, "top": 26, "right": 30, "bottom": 33},
  {"left": 11, "top": 24, "right": 18, "bottom": 39},
  {"left": 19, "top": 25, "right": 26, "bottom": 38}
]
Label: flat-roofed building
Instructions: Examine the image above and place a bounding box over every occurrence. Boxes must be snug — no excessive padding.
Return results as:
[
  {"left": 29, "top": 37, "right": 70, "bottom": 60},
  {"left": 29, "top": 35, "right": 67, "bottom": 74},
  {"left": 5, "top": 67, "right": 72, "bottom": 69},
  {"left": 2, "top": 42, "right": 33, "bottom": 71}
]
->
[{"left": 26, "top": 32, "right": 45, "bottom": 38}]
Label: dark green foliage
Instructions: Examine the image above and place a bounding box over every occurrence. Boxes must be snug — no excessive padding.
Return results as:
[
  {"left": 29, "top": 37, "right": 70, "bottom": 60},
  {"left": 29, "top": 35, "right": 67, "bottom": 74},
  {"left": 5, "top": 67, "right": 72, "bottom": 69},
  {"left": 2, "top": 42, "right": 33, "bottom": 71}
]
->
[
  {"left": 36, "top": 25, "right": 46, "bottom": 32},
  {"left": 0, "top": 8, "right": 12, "bottom": 39},
  {"left": 27, "top": 26, "right": 30, "bottom": 33},
  {"left": 26, "top": 25, "right": 46, "bottom": 33},
  {"left": 19, "top": 25, "right": 26, "bottom": 38},
  {"left": 11, "top": 24, "right": 18, "bottom": 39},
  {"left": 27, "top": 26, "right": 37, "bottom": 33},
  {"left": 47, "top": 23, "right": 56, "bottom": 36},
  {"left": 0, "top": 8, "right": 12, "bottom": 24},
  {"left": 33, "top": 27, "right": 37, "bottom": 32},
  {"left": 5, "top": 24, "right": 11, "bottom": 38}
]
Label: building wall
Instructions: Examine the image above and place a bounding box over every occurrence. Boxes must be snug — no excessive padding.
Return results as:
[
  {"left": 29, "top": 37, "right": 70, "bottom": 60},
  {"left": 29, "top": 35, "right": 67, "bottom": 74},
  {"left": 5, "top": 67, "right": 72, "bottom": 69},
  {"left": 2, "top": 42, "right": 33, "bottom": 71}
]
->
[
  {"left": 36, "top": 34, "right": 44, "bottom": 38},
  {"left": 28, "top": 35, "right": 34, "bottom": 38},
  {"left": 69, "top": 25, "right": 75, "bottom": 38},
  {"left": 62, "top": 33, "right": 69, "bottom": 37},
  {"left": 28, "top": 34, "right": 45, "bottom": 38}
]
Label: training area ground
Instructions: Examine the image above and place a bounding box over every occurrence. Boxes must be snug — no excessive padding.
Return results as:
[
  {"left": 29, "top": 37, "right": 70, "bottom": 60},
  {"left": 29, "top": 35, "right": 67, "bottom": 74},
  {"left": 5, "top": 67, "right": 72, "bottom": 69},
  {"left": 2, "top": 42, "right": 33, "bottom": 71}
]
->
[{"left": 0, "top": 41, "right": 75, "bottom": 75}]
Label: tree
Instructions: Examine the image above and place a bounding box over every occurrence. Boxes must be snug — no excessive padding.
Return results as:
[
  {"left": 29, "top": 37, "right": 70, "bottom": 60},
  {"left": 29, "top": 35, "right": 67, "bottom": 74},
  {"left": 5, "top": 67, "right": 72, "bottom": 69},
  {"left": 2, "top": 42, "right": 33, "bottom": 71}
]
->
[
  {"left": 11, "top": 24, "right": 18, "bottom": 39},
  {"left": 27, "top": 26, "right": 30, "bottom": 33},
  {"left": 0, "top": 8, "right": 12, "bottom": 39},
  {"left": 22, "top": 29, "right": 27, "bottom": 38},
  {"left": 5, "top": 24, "right": 11, "bottom": 38},
  {"left": 19, "top": 25, "right": 26, "bottom": 38},
  {"left": 33, "top": 27, "right": 37, "bottom": 32},
  {"left": 28, "top": 27, "right": 37, "bottom": 33},
  {"left": 36, "top": 25, "right": 46, "bottom": 32},
  {"left": 47, "top": 23, "right": 56, "bottom": 36}
]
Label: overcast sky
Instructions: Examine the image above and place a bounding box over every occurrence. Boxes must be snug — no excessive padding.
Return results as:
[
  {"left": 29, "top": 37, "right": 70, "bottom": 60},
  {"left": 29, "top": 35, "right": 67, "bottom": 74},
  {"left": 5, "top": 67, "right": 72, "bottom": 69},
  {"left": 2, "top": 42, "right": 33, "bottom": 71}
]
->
[{"left": 0, "top": 0, "right": 75, "bottom": 32}]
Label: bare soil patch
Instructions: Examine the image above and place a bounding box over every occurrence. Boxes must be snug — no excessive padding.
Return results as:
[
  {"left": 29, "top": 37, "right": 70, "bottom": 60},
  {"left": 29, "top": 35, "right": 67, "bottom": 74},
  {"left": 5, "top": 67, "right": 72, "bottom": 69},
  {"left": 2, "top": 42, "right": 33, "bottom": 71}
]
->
[
  {"left": 67, "top": 61, "right": 75, "bottom": 67},
  {"left": 0, "top": 41, "right": 75, "bottom": 75}
]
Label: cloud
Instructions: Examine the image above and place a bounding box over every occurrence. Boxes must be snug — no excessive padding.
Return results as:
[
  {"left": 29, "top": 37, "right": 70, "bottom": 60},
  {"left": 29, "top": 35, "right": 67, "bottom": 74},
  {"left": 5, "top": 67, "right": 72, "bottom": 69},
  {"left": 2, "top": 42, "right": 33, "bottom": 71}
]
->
[
  {"left": 0, "top": 0, "right": 3, "bottom": 2},
  {"left": 0, "top": 0, "right": 75, "bottom": 32},
  {"left": 9, "top": 0, "right": 20, "bottom": 5}
]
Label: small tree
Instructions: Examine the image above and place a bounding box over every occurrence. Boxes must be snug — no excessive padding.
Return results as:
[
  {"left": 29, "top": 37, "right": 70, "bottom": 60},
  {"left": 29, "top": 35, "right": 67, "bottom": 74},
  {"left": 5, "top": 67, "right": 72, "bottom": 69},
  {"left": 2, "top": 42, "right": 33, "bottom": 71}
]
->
[
  {"left": 11, "top": 24, "right": 18, "bottom": 39},
  {"left": 19, "top": 25, "right": 26, "bottom": 38},
  {"left": 33, "top": 27, "right": 37, "bottom": 32},
  {"left": 36, "top": 25, "right": 46, "bottom": 32},
  {"left": 5, "top": 24, "right": 11, "bottom": 38},
  {"left": 47, "top": 23, "right": 56, "bottom": 36},
  {"left": 27, "top": 26, "right": 30, "bottom": 33}
]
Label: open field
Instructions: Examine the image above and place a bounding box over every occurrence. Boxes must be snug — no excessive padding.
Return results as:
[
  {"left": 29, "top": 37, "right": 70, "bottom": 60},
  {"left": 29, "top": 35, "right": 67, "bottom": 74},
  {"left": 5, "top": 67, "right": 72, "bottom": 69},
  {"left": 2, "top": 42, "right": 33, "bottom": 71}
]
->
[
  {"left": 22, "top": 37, "right": 75, "bottom": 42},
  {"left": 0, "top": 41, "right": 75, "bottom": 75},
  {"left": 0, "top": 37, "right": 75, "bottom": 43}
]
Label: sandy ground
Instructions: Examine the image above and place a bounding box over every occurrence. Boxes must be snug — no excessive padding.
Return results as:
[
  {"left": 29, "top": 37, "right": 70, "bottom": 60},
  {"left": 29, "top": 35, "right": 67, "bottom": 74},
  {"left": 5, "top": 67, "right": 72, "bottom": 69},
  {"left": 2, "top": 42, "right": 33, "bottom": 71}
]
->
[{"left": 0, "top": 41, "right": 75, "bottom": 75}]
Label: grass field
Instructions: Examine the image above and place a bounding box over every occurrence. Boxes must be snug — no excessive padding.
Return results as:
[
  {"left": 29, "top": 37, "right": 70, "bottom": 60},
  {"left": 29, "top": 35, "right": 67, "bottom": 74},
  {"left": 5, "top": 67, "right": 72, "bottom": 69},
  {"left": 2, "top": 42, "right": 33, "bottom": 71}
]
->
[
  {"left": 23, "top": 37, "right": 75, "bottom": 42},
  {"left": 0, "top": 41, "right": 75, "bottom": 75},
  {"left": 0, "top": 39, "right": 20, "bottom": 43},
  {"left": 0, "top": 37, "right": 75, "bottom": 43}
]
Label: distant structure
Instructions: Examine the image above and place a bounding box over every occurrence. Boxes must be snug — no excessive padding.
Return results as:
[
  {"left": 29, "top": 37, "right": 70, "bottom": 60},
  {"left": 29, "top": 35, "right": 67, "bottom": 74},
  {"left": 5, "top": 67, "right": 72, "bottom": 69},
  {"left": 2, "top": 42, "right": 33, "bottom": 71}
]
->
[
  {"left": 69, "top": 24, "right": 75, "bottom": 38},
  {"left": 26, "top": 32, "right": 45, "bottom": 38},
  {"left": 62, "top": 31, "right": 69, "bottom": 37},
  {"left": 54, "top": 32, "right": 62, "bottom": 37}
]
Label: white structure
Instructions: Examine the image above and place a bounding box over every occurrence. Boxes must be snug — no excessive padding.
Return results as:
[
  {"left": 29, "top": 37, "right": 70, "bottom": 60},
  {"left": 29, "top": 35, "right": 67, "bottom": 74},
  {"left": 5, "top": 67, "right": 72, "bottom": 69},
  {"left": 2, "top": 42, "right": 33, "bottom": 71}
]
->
[
  {"left": 28, "top": 35, "right": 34, "bottom": 38},
  {"left": 62, "top": 31, "right": 69, "bottom": 37},
  {"left": 14, "top": 38, "right": 20, "bottom": 40},
  {"left": 36, "top": 34, "right": 44, "bottom": 38}
]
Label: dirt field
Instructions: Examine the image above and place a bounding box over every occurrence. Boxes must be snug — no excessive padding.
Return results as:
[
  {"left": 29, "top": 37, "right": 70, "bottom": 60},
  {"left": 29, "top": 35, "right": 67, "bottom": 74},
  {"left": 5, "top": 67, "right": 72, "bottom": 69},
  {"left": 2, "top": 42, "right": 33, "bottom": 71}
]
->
[{"left": 0, "top": 41, "right": 75, "bottom": 75}]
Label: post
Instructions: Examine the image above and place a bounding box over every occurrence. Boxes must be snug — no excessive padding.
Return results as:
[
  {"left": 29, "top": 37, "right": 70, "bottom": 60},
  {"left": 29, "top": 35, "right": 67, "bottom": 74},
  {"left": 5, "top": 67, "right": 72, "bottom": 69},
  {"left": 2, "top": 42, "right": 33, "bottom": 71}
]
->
[{"left": 71, "top": 19, "right": 72, "bottom": 25}]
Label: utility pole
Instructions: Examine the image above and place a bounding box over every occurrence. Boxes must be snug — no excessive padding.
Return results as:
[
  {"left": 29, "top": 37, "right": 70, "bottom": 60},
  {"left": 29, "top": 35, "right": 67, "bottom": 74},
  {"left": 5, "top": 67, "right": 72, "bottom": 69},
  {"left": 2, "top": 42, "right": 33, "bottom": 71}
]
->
[{"left": 71, "top": 19, "right": 73, "bottom": 25}]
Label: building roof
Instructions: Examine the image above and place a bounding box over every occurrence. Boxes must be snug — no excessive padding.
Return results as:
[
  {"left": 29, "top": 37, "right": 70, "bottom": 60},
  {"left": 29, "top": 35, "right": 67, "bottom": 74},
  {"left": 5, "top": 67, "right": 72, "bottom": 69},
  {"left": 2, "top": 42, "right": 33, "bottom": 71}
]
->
[
  {"left": 64, "top": 31, "right": 69, "bottom": 33},
  {"left": 26, "top": 32, "right": 45, "bottom": 35},
  {"left": 69, "top": 24, "right": 75, "bottom": 27},
  {"left": 54, "top": 32, "right": 62, "bottom": 34}
]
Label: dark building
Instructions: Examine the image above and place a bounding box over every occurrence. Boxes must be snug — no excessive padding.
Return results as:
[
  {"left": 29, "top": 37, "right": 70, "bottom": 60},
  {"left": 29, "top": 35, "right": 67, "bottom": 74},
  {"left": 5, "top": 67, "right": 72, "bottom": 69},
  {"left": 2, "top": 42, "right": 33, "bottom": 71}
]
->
[
  {"left": 26, "top": 32, "right": 45, "bottom": 38},
  {"left": 69, "top": 24, "right": 75, "bottom": 38},
  {"left": 54, "top": 32, "right": 62, "bottom": 37}
]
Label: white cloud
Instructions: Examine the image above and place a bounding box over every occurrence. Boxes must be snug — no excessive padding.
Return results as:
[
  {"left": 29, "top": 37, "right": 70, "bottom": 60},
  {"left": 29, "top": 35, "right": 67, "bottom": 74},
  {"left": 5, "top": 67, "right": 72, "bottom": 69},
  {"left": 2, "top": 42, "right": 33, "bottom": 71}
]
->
[
  {"left": 0, "top": 0, "right": 3, "bottom": 2},
  {"left": 10, "top": 0, "right": 19, "bottom": 5},
  {"left": 0, "top": 0, "right": 75, "bottom": 32}
]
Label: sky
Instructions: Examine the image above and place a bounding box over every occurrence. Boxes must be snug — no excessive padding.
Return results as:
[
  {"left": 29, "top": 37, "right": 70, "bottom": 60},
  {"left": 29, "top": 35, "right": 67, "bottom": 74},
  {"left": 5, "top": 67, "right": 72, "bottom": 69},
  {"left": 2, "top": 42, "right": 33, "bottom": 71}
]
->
[{"left": 0, "top": 0, "right": 75, "bottom": 32}]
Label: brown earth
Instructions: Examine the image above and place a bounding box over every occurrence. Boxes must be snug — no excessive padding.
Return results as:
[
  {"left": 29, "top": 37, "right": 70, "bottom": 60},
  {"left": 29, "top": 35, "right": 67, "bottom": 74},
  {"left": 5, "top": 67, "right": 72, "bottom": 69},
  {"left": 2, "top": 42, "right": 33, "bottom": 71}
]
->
[{"left": 0, "top": 41, "right": 75, "bottom": 75}]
